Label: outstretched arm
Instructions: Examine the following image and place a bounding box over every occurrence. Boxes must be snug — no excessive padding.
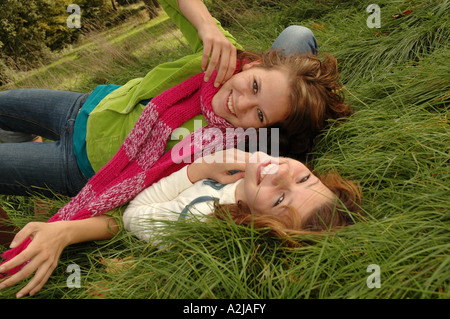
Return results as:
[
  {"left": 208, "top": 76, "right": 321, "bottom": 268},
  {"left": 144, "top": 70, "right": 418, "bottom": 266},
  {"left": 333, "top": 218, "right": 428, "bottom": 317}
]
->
[{"left": 0, "top": 215, "right": 118, "bottom": 298}]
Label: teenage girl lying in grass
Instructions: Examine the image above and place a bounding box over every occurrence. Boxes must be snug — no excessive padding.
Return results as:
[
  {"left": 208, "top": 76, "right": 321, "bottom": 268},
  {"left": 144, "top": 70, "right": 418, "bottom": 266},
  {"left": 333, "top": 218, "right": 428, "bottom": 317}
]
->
[
  {"left": 0, "top": 0, "right": 345, "bottom": 198},
  {"left": 0, "top": 0, "right": 353, "bottom": 295},
  {"left": 0, "top": 149, "right": 363, "bottom": 298},
  {"left": 123, "top": 149, "right": 364, "bottom": 245}
]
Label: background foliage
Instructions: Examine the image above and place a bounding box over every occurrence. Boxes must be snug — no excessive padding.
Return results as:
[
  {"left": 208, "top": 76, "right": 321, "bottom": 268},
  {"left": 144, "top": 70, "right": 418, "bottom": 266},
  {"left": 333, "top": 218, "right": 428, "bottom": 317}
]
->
[{"left": 0, "top": 0, "right": 161, "bottom": 85}]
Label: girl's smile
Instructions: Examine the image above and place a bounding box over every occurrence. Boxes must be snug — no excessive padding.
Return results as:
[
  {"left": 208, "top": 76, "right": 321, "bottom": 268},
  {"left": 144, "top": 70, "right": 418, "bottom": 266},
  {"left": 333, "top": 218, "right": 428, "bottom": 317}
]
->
[
  {"left": 225, "top": 91, "right": 237, "bottom": 117},
  {"left": 211, "top": 62, "right": 291, "bottom": 129},
  {"left": 235, "top": 152, "right": 334, "bottom": 222},
  {"left": 257, "top": 162, "right": 279, "bottom": 185}
]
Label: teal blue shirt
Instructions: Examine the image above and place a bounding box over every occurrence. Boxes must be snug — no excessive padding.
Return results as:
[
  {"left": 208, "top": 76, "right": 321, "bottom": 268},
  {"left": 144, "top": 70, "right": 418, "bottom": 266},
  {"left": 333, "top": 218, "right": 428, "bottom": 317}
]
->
[{"left": 73, "top": 84, "right": 121, "bottom": 178}]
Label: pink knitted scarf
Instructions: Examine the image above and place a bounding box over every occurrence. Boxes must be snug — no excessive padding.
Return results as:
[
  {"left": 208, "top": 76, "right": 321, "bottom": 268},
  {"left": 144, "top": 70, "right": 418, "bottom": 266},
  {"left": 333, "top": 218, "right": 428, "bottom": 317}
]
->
[{"left": 1, "top": 71, "right": 241, "bottom": 276}]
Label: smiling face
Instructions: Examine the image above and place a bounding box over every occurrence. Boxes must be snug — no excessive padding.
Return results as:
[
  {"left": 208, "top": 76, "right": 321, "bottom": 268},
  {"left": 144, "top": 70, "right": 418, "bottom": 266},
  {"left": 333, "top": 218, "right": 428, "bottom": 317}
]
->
[
  {"left": 235, "top": 152, "right": 334, "bottom": 223},
  {"left": 211, "top": 62, "right": 291, "bottom": 129}
]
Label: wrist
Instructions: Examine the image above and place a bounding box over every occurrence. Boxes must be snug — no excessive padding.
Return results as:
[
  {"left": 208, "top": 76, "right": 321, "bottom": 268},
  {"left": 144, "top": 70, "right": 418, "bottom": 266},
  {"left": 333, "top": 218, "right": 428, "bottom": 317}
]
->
[
  {"left": 52, "top": 221, "right": 74, "bottom": 247},
  {"left": 187, "top": 163, "right": 205, "bottom": 183}
]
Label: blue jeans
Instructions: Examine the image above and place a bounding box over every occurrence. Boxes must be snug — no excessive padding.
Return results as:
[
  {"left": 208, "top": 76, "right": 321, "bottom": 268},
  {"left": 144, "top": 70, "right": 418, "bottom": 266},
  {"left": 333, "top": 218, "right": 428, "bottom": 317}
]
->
[
  {"left": 271, "top": 25, "right": 319, "bottom": 55},
  {"left": 0, "top": 129, "right": 38, "bottom": 143},
  {"left": 0, "top": 26, "right": 318, "bottom": 197},
  {"left": 0, "top": 89, "right": 90, "bottom": 196}
]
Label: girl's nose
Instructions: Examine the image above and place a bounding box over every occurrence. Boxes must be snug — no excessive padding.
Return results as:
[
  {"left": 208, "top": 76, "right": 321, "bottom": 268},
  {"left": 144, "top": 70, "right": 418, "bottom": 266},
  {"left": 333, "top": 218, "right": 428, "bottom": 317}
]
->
[
  {"left": 237, "top": 94, "right": 258, "bottom": 115},
  {"left": 271, "top": 164, "right": 291, "bottom": 187}
]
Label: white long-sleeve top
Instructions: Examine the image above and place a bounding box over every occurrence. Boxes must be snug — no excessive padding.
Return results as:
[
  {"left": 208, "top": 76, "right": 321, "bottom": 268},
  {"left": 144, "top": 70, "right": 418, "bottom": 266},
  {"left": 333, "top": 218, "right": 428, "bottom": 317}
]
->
[{"left": 122, "top": 166, "right": 241, "bottom": 242}]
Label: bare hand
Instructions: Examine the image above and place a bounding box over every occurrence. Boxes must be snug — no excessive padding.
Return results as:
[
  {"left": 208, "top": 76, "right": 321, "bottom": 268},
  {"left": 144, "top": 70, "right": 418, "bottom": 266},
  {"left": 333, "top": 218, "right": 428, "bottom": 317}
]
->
[
  {"left": 199, "top": 27, "right": 237, "bottom": 87},
  {"left": 188, "top": 149, "right": 249, "bottom": 184},
  {"left": 0, "top": 221, "right": 70, "bottom": 298}
]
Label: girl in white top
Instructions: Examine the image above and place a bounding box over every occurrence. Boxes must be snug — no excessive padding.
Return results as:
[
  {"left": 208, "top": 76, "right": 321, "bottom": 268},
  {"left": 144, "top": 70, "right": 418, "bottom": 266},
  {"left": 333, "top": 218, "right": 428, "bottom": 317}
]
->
[
  {"left": 123, "top": 149, "right": 363, "bottom": 243},
  {"left": 0, "top": 150, "right": 363, "bottom": 299},
  {"left": 122, "top": 163, "right": 242, "bottom": 243}
]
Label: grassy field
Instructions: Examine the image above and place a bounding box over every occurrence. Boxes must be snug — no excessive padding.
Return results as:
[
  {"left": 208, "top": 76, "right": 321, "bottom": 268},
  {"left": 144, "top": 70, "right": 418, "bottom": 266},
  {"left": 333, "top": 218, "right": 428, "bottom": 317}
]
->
[{"left": 0, "top": 0, "right": 448, "bottom": 300}]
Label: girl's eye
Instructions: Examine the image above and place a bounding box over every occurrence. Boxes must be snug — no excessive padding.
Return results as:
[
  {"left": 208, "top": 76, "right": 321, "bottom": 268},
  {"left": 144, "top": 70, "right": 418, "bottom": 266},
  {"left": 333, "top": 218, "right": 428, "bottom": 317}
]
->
[
  {"left": 274, "top": 193, "right": 285, "bottom": 207},
  {"left": 257, "top": 109, "right": 264, "bottom": 123},
  {"left": 252, "top": 80, "right": 259, "bottom": 94},
  {"left": 298, "top": 174, "right": 311, "bottom": 183}
]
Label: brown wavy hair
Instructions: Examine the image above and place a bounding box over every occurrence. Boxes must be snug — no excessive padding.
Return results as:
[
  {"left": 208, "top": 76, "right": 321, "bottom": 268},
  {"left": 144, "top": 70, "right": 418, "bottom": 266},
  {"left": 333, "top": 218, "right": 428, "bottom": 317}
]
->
[
  {"left": 237, "top": 50, "right": 353, "bottom": 161},
  {"left": 212, "top": 170, "right": 364, "bottom": 246}
]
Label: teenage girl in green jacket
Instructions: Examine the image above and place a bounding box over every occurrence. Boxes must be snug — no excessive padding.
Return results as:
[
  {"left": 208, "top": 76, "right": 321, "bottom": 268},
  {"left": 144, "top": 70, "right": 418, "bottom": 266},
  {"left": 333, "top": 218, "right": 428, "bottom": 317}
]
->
[{"left": 0, "top": 0, "right": 348, "bottom": 197}]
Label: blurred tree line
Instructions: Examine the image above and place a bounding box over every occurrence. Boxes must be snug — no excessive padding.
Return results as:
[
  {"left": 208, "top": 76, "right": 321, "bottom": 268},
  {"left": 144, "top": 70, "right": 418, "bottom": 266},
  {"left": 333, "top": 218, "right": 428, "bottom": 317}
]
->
[{"left": 0, "top": 0, "right": 160, "bottom": 85}]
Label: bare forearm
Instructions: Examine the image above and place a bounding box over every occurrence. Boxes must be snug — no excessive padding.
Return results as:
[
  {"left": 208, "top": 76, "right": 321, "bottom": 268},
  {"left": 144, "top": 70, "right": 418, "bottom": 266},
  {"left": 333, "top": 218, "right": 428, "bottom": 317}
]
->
[
  {"left": 64, "top": 215, "right": 119, "bottom": 246},
  {"left": 177, "top": 0, "right": 237, "bottom": 85},
  {"left": 177, "top": 0, "right": 217, "bottom": 32}
]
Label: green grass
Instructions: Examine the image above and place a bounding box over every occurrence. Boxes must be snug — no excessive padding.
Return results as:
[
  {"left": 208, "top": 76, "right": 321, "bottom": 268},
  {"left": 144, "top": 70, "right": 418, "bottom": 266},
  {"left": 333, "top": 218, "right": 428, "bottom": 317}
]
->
[{"left": 0, "top": 0, "right": 449, "bottom": 299}]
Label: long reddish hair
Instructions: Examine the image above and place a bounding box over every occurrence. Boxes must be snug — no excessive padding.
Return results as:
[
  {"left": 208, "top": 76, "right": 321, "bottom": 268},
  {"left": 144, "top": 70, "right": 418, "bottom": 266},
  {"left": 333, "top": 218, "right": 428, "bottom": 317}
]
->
[
  {"left": 213, "top": 170, "right": 364, "bottom": 246},
  {"left": 237, "top": 50, "right": 352, "bottom": 161}
]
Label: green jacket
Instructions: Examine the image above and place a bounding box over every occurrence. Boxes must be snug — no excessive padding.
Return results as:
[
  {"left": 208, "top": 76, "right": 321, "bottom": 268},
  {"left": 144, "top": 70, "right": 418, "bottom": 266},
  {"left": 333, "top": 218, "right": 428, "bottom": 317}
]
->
[{"left": 85, "top": 0, "right": 242, "bottom": 172}]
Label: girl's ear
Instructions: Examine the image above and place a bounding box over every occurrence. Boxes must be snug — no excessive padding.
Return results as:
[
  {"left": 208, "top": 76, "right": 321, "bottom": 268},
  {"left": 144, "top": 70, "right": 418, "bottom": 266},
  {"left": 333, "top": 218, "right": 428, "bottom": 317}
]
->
[{"left": 242, "top": 60, "right": 262, "bottom": 71}]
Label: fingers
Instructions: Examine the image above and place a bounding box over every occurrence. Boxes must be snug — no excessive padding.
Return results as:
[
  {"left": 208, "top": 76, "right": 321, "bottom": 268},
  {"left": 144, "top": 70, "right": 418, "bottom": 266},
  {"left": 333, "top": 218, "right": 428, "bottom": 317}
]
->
[
  {"left": 0, "top": 251, "right": 57, "bottom": 298},
  {"left": 0, "top": 222, "right": 40, "bottom": 274},
  {"left": 0, "top": 252, "right": 31, "bottom": 276},
  {"left": 0, "top": 221, "right": 60, "bottom": 298},
  {"left": 16, "top": 259, "right": 56, "bottom": 298},
  {"left": 0, "top": 258, "right": 34, "bottom": 296},
  {"left": 210, "top": 165, "right": 245, "bottom": 185},
  {"left": 216, "top": 158, "right": 246, "bottom": 184},
  {"left": 9, "top": 222, "right": 37, "bottom": 248},
  {"left": 215, "top": 45, "right": 236, "bottom": 86},
  {"left": 224, "top": 50, "right": 237, "bottom": 83},
  {"left": 221, "top": 170, "right": 245, "bottom": 184},
  {"left": 0, "top": 231, "right": 39, "bottom": 274},
  {"left": 201, "top": 41, "right": 212, "bottom": 74},
  {"left": 202, "top": 37, "right": 237, "bottom": 87},
  {"left": 225, "top": 161, "right": 247, "bottom": 173},
  {"left": 203, "top": 45, "right": 223, "bottom": 85},
  {"left": 223, "top": 148, "right": 249, "bottom": 164},
  {"left": 248, "top": 151, "right": 279, "bottom": 165}
]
